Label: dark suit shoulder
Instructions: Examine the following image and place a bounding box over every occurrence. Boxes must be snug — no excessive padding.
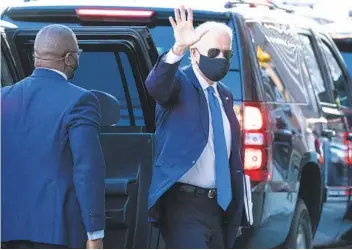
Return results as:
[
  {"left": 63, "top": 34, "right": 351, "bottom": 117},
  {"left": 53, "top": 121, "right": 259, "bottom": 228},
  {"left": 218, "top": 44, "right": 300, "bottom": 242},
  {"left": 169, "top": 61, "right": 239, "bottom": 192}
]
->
[
  {"left": 218, "top": 81, "right": 233, "bottom": 96},
  {"left": 65, "top": 81, "right": 90, "bottom": 96},
  {"left": 1, "top": 85, "right": 12, "bottom": 94},
  {"left": 1, "top": 78, "right": 30, "bottom": 97},
  {"left": 64, "top": 83, "right": 99, "bottom": 110},
  {"left": 66, "top": 81, "right": 86, "bottom": 91}
]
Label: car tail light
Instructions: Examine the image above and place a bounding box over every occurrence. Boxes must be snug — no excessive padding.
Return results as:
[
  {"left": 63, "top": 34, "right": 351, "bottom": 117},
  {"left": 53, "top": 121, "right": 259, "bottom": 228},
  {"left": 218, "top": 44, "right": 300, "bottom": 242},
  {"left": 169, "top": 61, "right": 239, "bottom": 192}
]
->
[
  {"left": 346, "top": 146, "right": 352, "bottom": 165},
  {"left": 314, "top": 138, "right": 324, "bottom": 165},
  {"left": 343, "top": 132, "right": 352, "bottom": 165},
  {"left": 244, "top": 106, "right": 263, "bottom": 131},
  {"left": 75, "top": 8, "right": 155, "bottom": 22},
  {"left": 242, "top": 102, "right": 271, "bottom": 182},
  {"left": 244, "top": 148, "right": 264, "bottom": 170}
]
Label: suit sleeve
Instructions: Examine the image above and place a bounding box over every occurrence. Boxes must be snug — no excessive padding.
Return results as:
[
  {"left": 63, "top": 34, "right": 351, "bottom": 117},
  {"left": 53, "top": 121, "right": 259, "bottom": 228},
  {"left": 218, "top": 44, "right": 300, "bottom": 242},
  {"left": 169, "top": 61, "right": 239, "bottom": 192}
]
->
[
  {"left": 67, "top": 91, "right": 106, "bottom": 233},
  {"left": 227, "top": 91, "right": 243, "bottom": 163},
  {"left": 145, "top": 50, "right": 183, "bottom": 106}
]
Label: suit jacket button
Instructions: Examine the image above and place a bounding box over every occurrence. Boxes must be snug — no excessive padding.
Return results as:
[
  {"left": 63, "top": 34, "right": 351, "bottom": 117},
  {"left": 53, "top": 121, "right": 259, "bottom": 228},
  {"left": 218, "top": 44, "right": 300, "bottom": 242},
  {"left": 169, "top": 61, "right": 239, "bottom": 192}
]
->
[{"left": 192, "top": 160, "right": 196, "bottom": 164}]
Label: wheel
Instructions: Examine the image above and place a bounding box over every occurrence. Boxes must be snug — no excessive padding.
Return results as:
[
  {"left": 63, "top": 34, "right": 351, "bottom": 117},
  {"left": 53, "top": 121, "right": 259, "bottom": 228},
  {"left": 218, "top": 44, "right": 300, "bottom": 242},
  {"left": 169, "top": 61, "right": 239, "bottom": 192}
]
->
[
  {"left": 328, "top": 163, "right": 338, "bottom": 186},
  {"left": 285, "top": 199, "right": 313, "bottom": 249}
]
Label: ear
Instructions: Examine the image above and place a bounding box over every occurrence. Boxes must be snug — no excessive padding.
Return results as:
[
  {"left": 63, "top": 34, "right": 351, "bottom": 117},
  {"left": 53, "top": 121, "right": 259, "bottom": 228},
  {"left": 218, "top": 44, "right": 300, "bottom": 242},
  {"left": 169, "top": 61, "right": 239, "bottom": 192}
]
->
[
  {"left": 64, "top": 53, "right": 70, "bottom": 65},
  {"left": 190, "top": 48, "right": 195, "bottom": 56},
  {"left": 190, "top": 48, "right": 199, "bottom": 60},
  {"left": 64, "top": 53, "right": 74, "bottom": 66}
]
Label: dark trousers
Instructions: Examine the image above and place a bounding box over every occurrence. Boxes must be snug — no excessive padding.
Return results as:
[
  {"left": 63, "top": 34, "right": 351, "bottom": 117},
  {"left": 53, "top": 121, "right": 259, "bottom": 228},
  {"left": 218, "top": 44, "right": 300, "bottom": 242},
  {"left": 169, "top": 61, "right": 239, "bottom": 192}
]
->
[
  {"left": 160, "top": 183, "right": 225, "bottom": 249},
  {"left": 1, "top": 241, "right": 67, "bottom": 249}
]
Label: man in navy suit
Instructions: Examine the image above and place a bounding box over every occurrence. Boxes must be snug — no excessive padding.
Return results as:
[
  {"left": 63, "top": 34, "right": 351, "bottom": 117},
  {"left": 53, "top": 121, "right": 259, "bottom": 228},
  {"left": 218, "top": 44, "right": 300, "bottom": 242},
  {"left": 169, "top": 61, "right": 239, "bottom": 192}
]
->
[
  {"left": 1, "top": 24, "right": 105, "bottom": 249},
  {"left": 146, "top": 6, "right": 245, "bottom": 249}
]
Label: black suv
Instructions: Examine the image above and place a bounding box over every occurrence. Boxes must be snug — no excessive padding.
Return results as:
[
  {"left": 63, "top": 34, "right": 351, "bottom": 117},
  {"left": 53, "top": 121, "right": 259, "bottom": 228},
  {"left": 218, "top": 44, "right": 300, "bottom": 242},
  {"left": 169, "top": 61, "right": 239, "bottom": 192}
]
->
[{"left": 2, "top": 1, "right": 352, "bottom": 249}]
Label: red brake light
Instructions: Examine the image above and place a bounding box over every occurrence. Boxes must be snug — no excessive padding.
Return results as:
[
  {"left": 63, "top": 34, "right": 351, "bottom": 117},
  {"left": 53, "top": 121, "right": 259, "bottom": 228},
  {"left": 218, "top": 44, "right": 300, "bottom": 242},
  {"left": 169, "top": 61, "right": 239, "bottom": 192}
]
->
[
  {"left": 75, "top": 8, "right": 155, "bottom": 22},
  {"left": 314, "top": 138, "right": 324, "bottom": 165},
  {"left": 242, "top": 103, "right": 271, "bottom": 182},
  {"left": 244, "top": 148, "right": 263, "bottom": 170},
  {"left": 244, "top": 106, "right": 263, "bottom": 131},
  {"left": 76, "top": 9, "right": 154, "bottom": 17},
  {"left": 346, "top": 145, "right": 352, "bottom": 165},
  {"left": 343, "top": 132, "right": 352, "bottom": 165}
]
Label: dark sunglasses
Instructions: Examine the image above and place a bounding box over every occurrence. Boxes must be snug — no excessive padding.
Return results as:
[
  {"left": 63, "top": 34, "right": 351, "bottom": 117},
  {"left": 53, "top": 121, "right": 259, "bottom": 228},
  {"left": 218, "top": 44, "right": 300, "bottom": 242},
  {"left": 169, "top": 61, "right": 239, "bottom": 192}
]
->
[
  {"left": 67, "top": 49, "right": 83, "bottom": 57},
  {"left": 32, "top": 49, "right": 83, "bottom": 61},
  {"left": 207, "top": 48, "right": 233, "bottom": 60}
]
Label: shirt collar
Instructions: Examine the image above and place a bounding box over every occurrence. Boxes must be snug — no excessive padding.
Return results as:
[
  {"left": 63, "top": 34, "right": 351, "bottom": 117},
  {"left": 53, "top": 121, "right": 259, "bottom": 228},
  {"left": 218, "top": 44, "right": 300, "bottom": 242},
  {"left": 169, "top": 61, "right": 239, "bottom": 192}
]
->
[
  {"left": 192, "top": 65, "right": 218, "bottom": 93},
  {"left": 38, "top": 67, "right": 68, "bottom": 80}
]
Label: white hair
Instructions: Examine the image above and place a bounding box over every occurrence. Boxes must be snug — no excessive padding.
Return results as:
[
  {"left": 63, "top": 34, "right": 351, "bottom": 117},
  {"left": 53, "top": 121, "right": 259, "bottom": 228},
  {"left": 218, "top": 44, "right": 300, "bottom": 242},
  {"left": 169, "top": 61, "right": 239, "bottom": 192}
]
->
[
  {"left": 189, "top": 21, "right": 233, "bottom": 65},
  {"left": 191, "top": 21, "right": 233, "bottom": 49}
]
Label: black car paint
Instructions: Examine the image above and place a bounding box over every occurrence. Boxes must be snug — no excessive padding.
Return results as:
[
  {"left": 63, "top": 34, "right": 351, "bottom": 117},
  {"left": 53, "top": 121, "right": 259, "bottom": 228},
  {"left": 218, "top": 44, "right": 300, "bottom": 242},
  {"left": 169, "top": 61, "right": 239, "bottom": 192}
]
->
[{"left": 1, "top": 4, "right": 350, "bottom": 249}]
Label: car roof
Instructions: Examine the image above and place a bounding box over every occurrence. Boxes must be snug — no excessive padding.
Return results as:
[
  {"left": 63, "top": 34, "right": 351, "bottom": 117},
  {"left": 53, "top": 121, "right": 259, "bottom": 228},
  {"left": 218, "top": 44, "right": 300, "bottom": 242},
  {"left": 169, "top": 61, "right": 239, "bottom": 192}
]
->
[
  {"left": 1, "top": 0, "right": 328, "bottom": 36},
  {"left": 4, "top": 0, "right": 229, "bottom": 13},
  {"left": 0, "top": 0, "right": 229, "bottom": 28}
]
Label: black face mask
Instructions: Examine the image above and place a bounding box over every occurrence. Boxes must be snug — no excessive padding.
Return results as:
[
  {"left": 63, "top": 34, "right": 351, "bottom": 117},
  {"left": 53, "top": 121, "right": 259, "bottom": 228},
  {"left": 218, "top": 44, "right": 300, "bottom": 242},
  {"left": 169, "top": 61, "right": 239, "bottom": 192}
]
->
[
  {"left": 197, "top": 53, "right": 230, "bottom": 82},
  {"left": 66, "top": 54, "right": 79, "bottom": 79}
]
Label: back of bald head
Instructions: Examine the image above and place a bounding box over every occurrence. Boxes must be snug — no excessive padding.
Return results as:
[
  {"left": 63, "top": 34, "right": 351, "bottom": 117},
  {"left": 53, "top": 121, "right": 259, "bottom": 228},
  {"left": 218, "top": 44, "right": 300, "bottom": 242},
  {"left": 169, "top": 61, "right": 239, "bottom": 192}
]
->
[{"left": 34, "top": 24, "right": 78, "bottom": 59}]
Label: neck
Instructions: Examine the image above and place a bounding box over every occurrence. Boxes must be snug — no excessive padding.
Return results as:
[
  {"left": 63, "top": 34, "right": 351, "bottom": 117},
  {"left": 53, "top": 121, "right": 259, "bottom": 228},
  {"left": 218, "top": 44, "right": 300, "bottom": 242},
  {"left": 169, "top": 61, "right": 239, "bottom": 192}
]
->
[
  {"left": 192, "top": 63, "right": 214, "bottom": 86},
  {"left": 36, "top": 67, "right": 68, "bottom": 80}
]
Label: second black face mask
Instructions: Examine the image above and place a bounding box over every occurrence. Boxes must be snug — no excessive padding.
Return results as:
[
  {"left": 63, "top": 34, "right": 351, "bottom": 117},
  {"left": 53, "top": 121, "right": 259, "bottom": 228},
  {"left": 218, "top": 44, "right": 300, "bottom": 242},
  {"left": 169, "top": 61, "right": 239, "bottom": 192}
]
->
[{"left": 198, "top": 53, "right": 230, "bottom": 82}]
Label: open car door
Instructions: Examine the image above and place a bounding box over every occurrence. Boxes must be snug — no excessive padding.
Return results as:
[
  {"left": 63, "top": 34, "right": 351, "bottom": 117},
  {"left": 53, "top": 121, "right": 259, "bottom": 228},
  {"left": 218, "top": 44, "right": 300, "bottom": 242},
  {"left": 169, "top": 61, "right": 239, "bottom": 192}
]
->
[
  {"left": 7, "top": 26, "right": 159, "bottom": 248},
  {"left": 1, "top": 21, "right": 18, "bottom": 87}
]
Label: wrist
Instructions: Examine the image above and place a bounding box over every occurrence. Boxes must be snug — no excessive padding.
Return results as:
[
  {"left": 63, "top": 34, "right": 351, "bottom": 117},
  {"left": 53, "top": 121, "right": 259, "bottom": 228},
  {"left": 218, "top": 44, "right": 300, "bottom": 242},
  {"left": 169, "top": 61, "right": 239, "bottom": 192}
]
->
[
  {"left": 172, "top": 44, "right": 187, "bottom": 56},
  {"left": 87, "top": 230, "right": 104, "bottom": 241}
]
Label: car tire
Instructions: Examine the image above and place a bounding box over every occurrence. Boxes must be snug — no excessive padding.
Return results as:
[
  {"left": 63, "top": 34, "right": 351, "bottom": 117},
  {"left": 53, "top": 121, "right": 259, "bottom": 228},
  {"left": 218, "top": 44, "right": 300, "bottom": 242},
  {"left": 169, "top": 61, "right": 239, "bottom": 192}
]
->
[{"left": 285, "top": 199, "right": 313, "bottom": 249}]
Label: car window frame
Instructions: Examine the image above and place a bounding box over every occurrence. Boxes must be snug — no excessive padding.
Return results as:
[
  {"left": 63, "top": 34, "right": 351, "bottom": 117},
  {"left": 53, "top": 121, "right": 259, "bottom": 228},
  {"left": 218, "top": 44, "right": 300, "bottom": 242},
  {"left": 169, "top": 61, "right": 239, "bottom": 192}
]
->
[
  {"left": 21, "top": 43, "right": 146, "bottom": 128},
  {"left": 1, "top": 32, "right": 17, "bottom": 86},
  {"left": 11, "top": 27, "right": 158, "bottom": 131},
  {"left": 297, "top": 30, "right": 332, "bottom": 107},
  {"left": 319, "top": 34, "right": 352, "bottom": 108},
  {"left": 246, "top": 21, "right": 310, "bottom": 104}
]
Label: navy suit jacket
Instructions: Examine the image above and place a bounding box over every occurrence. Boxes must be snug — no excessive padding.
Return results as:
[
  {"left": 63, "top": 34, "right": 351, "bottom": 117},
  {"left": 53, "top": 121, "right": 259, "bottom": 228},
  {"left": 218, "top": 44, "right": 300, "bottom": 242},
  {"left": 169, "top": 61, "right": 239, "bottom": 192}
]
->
[
  {"left": 146, "top": 53, "right": 244, "bottom": 248},
  {"left": 1, "top": 68, "right": 106, "bottom": 248}
]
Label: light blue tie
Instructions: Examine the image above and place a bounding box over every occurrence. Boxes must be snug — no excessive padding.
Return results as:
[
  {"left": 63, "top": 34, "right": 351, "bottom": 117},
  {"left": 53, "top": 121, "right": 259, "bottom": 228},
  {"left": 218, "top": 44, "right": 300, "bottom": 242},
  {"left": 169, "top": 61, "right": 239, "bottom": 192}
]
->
[{"left": 207, "top": 86, "right": 232, "bottom": 210}]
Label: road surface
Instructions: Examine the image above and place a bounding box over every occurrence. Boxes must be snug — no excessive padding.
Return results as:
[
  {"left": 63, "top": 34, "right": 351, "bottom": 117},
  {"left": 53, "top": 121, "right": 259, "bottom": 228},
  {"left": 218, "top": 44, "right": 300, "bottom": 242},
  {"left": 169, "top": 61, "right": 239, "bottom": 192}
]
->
[{"left": 314, "top": 200, "right": 352, "bottom": 247}]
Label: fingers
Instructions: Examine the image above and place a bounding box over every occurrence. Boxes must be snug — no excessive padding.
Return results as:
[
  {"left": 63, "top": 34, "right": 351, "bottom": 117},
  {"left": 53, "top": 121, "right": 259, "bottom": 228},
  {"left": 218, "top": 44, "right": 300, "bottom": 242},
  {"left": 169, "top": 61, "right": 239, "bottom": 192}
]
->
[
  {"left": 174, "top": 8, "right": 181, "bottom": 24},
  {"left": 169, "top": 16, "right": 176, "bottom": 29},
  {"left": 174, "top": 6, "right": 193, "bottom": 24},
  {"left": 180, "top": 5, "right": 186, "bottom": 21},
  {"left": 187, "top": 8, "right": 193, "bottom": 23}
]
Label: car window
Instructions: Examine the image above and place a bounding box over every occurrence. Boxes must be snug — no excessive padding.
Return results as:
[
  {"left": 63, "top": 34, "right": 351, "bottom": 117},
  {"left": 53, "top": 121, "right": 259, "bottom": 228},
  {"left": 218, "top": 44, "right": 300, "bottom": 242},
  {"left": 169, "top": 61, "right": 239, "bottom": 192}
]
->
[
  {"left": 334, "top": 40, "right": 352, "bottom": 77},
  {"left": 150, "top": 25, "right": 243, "bottom": 101},
  {"left": 341, "top": 51, "right": 352, "bottom": 77},
  {"left": 321, "top": 42, "right": 351, "bottom": 107},
  {"left": 1, "top": 49, "right": 15, "bottom": 87},
  {"left": 71, "top": 50, "right": 144, "bottom": 126},
  {"left": 247, "top": 22, "right": 309, "bottom": 104},
  {"left": 17, "top": 44, "right": 144, "bottom": 127},
  {"left": 299, "top": 35, "right": 329, "bottom": 103}
]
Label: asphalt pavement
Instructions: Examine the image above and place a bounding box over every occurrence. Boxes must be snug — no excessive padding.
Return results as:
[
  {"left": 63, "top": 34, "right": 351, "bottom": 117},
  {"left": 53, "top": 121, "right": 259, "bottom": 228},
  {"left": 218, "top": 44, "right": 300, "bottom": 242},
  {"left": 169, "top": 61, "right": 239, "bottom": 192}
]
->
[{"left": 313, "top": 200, "right": 352, "bottom": 247}]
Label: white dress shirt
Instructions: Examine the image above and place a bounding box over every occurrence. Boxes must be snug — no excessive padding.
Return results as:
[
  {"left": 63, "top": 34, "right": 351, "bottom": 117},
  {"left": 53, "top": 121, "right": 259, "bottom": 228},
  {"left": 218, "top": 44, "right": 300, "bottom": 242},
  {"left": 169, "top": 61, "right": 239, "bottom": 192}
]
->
[
  {"left": 38, "top": 67, "right": 104, "bottom": 240},
  {"left": 38, "top": 67, "right": 68, "bottom": 80},
  {"left": 164, "top": 50, "right": 232, "bottom": 189}
]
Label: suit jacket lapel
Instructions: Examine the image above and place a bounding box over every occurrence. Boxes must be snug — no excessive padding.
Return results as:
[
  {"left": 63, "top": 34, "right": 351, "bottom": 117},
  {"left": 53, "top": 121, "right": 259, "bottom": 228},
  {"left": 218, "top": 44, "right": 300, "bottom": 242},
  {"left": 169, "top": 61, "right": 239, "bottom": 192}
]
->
[
  {"left": 217, "top": 84, "right": 237, "bottom": 145},
  {"left": 217, "top": 84, "right": 234, "bottom": 124},
  {"left": 183, "top": 65, "right": 209, "bottom": 140}
]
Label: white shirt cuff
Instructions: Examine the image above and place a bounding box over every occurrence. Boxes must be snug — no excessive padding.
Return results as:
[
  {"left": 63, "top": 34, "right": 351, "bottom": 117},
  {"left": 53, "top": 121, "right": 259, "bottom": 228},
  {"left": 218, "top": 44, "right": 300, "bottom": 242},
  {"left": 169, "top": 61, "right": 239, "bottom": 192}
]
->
[
  {"left": 164, "top": 49, "right": 184, "bottom": 64},
  {"left": 87, "top": 230, "right": 104, "bottom": 240}
]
